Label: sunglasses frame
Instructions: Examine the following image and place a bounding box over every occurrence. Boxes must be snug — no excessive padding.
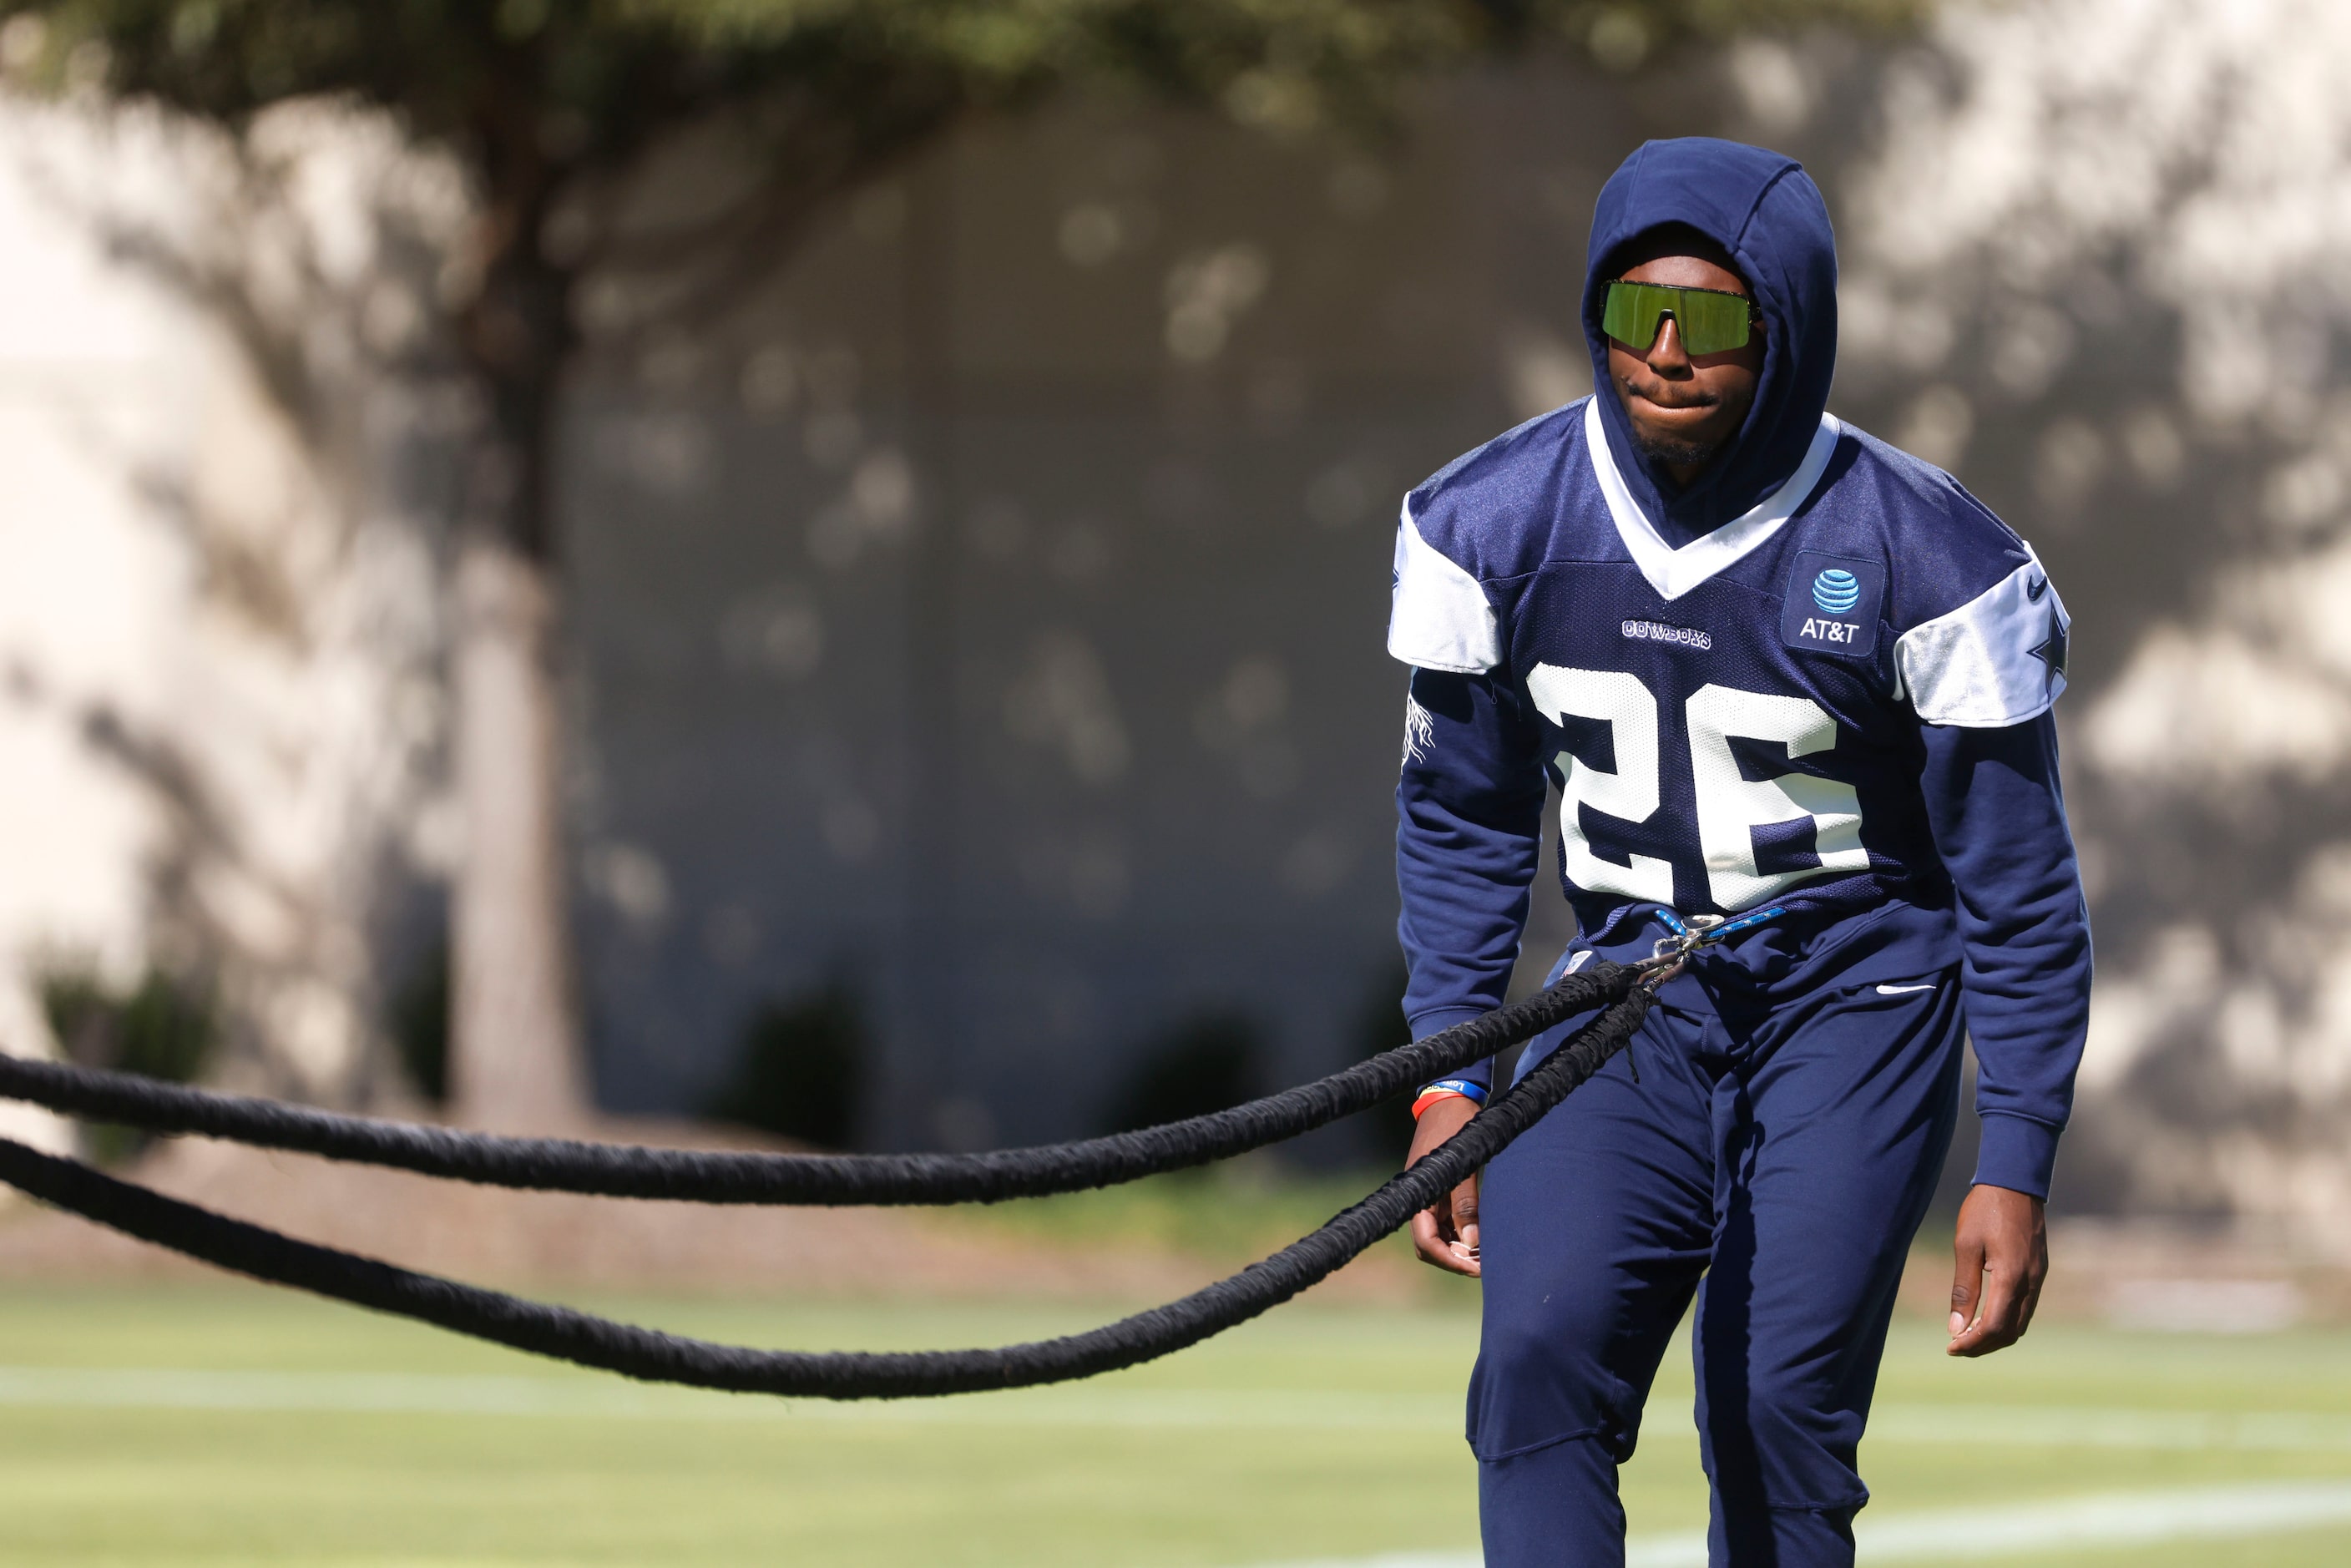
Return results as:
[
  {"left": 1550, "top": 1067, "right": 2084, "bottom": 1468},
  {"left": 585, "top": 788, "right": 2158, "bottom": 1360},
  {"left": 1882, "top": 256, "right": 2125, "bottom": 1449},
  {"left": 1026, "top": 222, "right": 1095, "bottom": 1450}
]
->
[{"left": 1603, "top": 279, "right": 1763, "bottom": 357}]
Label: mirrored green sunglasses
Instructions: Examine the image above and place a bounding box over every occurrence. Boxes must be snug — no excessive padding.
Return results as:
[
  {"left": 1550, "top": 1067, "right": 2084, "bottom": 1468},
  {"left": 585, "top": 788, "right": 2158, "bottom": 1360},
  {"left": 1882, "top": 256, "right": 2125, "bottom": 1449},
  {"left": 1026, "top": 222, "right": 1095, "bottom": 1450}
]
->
[{"left": 1602, "top": 280, "right": 1760, "bottom": 357}]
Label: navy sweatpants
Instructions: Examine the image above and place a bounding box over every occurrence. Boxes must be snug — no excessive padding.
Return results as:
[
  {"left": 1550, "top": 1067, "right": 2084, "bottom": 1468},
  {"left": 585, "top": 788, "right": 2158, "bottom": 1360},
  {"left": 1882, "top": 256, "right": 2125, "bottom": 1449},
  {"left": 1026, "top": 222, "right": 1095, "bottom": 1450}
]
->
[{"left": 1470, "top": 958, "right": 1964, "bottom": 1567}]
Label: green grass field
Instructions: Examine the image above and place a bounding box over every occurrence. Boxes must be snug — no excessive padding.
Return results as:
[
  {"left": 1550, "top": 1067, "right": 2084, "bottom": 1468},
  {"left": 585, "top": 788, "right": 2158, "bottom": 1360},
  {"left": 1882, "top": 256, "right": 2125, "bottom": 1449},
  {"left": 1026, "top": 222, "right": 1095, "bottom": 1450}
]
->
[{"left": 0, "top": 1282, "right": 2347, "bottom": 1565}]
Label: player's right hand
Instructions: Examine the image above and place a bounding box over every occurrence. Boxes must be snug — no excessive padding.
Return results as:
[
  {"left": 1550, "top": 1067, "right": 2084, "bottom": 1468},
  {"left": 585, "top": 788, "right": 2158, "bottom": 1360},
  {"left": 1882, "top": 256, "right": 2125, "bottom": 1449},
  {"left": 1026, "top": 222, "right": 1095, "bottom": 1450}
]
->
[{"left": 1406, "top": 1095, "right": 1483, "bottom": 1277}]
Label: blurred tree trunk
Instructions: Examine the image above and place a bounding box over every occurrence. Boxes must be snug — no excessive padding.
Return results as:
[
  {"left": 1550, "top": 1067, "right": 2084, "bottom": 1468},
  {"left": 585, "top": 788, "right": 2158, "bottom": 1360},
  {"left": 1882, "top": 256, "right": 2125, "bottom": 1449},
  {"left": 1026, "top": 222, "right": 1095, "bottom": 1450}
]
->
[
  {"left": 451, "top": 533, "right": 582, "bottom": 1128},
  {"left": 447, "top": 115, "right": 586, "bottom": 1131}
]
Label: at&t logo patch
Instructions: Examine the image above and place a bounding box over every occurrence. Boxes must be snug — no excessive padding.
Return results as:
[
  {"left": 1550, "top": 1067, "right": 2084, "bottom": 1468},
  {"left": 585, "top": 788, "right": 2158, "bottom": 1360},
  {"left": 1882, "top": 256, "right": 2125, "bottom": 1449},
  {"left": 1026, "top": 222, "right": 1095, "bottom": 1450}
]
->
[
  {"left": 1781, "top": 551, "right": 1884, "bottom": 659},
  {"left": 1812, "top": 569, "right": 1862, "bottom": 615}
]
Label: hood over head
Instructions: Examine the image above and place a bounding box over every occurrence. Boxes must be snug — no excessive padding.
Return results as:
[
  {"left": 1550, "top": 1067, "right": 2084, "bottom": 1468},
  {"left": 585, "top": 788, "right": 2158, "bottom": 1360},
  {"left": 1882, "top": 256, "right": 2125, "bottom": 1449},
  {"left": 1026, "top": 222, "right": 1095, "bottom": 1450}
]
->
[{"left": 1582, "top": 138, "right": 1838, "bottom": 544}]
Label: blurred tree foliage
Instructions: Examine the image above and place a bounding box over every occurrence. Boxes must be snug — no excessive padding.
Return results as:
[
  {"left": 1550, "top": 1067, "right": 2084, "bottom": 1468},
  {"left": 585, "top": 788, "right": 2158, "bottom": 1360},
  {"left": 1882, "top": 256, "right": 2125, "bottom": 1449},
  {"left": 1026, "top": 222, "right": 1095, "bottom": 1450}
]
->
[{"left": 0, "top": 0, "right": 1925, "bottom": 1131}]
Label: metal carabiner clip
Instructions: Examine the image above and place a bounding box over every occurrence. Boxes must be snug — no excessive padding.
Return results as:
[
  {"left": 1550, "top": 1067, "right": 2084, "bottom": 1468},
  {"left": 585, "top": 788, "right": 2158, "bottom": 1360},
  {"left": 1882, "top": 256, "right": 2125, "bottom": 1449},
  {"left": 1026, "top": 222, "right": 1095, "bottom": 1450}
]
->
[{"left": 1639, "top": 906, "right": 1781, "bottom": 989}]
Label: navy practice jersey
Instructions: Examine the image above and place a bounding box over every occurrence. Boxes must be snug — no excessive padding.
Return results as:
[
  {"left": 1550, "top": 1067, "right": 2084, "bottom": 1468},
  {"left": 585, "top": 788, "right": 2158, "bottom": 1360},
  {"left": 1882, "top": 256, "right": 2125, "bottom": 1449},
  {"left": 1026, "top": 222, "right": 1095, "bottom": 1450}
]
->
[
  {"left": 1395, "top": 396, "right": 2069, "bottom": 936},
  {"left": 1390, "top": 402, "right": 2090, "bottom": 1194}
]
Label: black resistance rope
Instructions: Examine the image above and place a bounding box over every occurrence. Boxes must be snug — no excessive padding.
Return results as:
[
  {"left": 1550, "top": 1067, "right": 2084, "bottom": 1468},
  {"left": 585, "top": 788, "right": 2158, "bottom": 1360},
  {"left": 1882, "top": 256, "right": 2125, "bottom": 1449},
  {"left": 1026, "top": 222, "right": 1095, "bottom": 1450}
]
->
[
  {"left": 0, "top": 964, "right": 1638, "bottom": 1206},
  {"left": 0, "top": 986, "right": 1653, "bottom": 1399}
]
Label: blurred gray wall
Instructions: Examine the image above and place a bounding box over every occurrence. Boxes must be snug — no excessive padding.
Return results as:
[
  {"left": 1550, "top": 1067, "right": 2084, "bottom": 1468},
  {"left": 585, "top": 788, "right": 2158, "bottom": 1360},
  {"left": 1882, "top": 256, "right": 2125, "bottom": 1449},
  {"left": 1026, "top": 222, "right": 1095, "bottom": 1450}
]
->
[{"left": 558, "top": 73, "right": 1673, "bottom": 1156}]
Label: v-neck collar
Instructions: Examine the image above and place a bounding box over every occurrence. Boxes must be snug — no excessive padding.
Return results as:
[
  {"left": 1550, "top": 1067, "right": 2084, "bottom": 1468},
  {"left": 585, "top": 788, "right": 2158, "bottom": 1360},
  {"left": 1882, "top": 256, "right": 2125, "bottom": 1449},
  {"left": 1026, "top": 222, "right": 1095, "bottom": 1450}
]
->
[{"left": 1583, "top": 396, "right": 1843, "bottom": 603}]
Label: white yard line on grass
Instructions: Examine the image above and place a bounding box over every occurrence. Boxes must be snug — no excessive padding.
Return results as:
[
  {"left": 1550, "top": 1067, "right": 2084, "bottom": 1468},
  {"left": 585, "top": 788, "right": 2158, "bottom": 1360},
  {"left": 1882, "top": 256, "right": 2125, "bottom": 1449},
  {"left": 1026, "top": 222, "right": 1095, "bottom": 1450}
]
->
[
  {"left": 5, "top": 1367, "right": 2351, "bottom": 1454},
  {"left": 1868, "top": 1402, "right": 2351, "bottom": 1454},
  {"left": 1259, "top": 1481, "right": 2351, "bottom": 1568},
  {"left": 1849, "top": 1482, "right": 2351, "bottom": 1560}
]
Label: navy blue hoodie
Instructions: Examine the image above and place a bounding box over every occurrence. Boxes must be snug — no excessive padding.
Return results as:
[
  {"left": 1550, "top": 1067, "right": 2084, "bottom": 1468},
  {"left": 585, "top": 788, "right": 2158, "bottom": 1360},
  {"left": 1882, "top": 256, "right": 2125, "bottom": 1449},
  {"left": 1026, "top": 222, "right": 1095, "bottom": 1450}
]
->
[
  {"left": 1585, "top": 139, "right": 1841, "bottom": 546},
  {"left": 1389, "top": 138, "right": 2091, "bottom": 1196}
]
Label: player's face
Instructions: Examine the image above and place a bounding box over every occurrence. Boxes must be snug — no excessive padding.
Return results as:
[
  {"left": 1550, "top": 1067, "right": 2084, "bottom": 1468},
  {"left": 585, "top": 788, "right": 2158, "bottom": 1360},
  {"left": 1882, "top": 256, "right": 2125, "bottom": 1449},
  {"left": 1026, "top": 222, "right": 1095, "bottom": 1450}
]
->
[{"left": 1605, "top": 254, "right": 1765, "bottom": 483}]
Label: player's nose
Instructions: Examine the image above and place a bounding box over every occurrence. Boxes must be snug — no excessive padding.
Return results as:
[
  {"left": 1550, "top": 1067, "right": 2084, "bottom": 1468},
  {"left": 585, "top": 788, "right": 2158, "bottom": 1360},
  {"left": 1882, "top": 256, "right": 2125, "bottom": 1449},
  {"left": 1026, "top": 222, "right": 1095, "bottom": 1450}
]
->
[{"left": 1646, "top": 316, "right": 1691, "bottom": 370}]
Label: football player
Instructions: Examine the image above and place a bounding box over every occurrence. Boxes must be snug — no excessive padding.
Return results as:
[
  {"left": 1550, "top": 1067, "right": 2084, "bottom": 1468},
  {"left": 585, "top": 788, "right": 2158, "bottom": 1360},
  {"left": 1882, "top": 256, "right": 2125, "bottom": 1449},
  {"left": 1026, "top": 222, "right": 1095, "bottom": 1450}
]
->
[{"left": 1393, "top": 137, "right": 2092, "bottom": 1566}]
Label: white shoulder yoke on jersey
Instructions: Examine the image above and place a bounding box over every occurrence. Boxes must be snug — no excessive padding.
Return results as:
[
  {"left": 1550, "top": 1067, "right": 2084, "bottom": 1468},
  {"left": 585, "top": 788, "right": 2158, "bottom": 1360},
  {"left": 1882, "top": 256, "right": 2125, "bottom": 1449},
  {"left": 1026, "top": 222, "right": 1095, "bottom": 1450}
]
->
[
  {"left": 1897, "top": 554, "right": 2070, "bottom": 726},
  {"left": 1388, "top": 500, "right": 1502, "bottom": 673},
  {"left": 1585, "top": 396, "right": 1844, "bottom": 603}
]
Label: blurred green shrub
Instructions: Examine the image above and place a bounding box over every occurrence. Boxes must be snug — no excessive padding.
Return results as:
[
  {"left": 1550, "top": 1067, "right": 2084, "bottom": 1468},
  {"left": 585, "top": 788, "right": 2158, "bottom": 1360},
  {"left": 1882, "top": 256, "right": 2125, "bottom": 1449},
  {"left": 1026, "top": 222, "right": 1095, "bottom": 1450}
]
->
[
  {"left": 385, "top": 940, "right": 451, "bottom": 1105},
  {"left": 709, "top": 980, "right": 869, "bottom": 1150},
  {"left": 1351, "top": 959, "right": 1418, "bottom": 1165},
  {"left": 38, "top": 960, "right": 218, "bottom": 1164},
  {"left": 1104, "top": 1013, "right": 1267, "bottom": 1138}
]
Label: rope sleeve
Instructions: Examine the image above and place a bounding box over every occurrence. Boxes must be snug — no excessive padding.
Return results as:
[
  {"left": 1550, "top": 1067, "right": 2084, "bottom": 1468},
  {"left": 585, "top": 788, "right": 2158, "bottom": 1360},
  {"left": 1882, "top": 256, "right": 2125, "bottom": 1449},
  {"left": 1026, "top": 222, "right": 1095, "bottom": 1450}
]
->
[
  {"left": 0, "top": 990, "right": 1652, "bottom": 1400},
  {"left": 0, "top": 965, "right": 1634, "bottom": 1207}
]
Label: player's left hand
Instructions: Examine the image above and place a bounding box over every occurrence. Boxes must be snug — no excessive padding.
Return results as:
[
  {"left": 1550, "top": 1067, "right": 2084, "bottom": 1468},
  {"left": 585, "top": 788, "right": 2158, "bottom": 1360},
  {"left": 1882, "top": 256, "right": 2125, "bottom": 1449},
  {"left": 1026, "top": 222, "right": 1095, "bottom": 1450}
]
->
[{"left": 1946, "top": 1184, "right": 2046, "bottom": 1357}]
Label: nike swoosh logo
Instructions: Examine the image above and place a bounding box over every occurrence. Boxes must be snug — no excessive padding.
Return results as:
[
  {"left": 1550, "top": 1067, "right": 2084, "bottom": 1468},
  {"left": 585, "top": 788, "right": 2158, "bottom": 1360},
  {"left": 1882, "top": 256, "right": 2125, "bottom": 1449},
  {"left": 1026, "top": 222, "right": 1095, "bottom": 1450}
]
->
[{"left": 1876, "top": 983, "right": 1936, "bottom": 995}]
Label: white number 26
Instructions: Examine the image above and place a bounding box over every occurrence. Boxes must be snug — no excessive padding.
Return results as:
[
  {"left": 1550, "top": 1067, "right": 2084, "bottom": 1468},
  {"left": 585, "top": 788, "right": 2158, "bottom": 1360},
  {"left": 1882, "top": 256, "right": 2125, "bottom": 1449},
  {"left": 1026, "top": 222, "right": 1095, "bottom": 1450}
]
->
[{"left": 1523, "top": 665, "right": 1869, "bottom": 911}]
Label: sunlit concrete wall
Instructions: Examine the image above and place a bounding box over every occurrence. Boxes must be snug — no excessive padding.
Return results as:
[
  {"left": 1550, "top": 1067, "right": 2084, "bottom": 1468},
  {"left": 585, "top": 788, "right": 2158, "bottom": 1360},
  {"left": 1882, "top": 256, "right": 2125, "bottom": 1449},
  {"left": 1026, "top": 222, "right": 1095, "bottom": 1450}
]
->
[
  {"left": 1826, "top": 0, "right": 2351, "bottom": 1224},
  {"left": 0, "top": 100, "right": 454, "bottom": 1121}
]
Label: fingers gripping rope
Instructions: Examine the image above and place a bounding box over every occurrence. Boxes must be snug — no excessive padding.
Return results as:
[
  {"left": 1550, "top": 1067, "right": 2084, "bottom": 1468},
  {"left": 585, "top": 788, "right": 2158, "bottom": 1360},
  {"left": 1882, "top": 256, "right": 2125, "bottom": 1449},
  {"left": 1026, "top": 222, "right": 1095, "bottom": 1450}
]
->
[
  {"left": 0, "top": 969, "right": 1653, "bottom": 1399},
  {"left": 0, "top": 965, "right": 1637, "bottom": 1206}
]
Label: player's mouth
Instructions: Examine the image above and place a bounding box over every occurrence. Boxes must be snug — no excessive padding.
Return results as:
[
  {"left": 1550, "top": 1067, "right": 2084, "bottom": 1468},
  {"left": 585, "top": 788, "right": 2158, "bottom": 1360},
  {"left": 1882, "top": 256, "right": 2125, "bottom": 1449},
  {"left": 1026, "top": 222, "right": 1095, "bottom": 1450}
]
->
[
  {"left": 1616, "top": 373, "right": 1720, "bottom": 415},
  {"left": 1629, "top": 388, "right": 1720, "bottom": 416}
]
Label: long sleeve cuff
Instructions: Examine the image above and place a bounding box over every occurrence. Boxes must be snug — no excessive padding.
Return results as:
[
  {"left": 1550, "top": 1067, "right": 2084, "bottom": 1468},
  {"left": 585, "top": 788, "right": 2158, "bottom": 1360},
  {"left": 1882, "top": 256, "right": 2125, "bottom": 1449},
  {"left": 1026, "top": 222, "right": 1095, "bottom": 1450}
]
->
[
  {"left": 1408, "top": 1006, "right": 1494, "bottom": 1090},
  {"left": 1972, "top": 1111, "right": 2062, "bottom": 1201}
]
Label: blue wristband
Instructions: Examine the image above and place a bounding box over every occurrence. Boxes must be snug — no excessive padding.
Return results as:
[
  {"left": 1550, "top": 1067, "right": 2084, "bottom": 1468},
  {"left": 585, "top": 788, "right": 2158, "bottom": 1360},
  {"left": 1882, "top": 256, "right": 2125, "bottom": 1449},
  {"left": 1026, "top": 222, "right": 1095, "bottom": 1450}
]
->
[{"left": 1419, "top": 1079, "right": 1488, "bottom": 1104}]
